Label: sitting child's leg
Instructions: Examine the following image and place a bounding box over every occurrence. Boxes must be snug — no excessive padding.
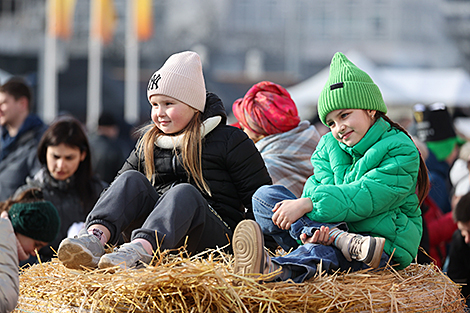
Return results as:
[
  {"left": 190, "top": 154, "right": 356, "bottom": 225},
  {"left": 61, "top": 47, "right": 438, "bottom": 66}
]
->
[
  {"left": 252, "top": 185, "right": 299, "bottom": 251},
  {"left": 233, "top": 220, "right": 337, "bottom": 283},
  {"left": 289, "top": 217, "right": 385, "bottom": 269}
]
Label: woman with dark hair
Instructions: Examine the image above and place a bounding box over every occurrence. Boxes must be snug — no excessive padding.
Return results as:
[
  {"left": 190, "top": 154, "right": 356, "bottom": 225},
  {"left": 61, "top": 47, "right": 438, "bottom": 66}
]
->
[{"left": 14, "top": 115, "right": 107, "bottom": 262}]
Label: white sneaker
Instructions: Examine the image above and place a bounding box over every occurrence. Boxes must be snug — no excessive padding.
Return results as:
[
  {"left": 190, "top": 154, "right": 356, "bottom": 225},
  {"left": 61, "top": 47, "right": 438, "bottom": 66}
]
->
[{"left": 339, "top": 233, "right": 385, "bottom": 268}]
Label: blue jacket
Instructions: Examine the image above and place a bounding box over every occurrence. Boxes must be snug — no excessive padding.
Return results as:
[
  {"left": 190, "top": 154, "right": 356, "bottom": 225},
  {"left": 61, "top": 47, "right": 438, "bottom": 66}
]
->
[
  {"left": 425, "top": 150, "right": 452, "bottom": 214},
  {"left": 0, "top": 114, "right": 46, "bottom": 201}
]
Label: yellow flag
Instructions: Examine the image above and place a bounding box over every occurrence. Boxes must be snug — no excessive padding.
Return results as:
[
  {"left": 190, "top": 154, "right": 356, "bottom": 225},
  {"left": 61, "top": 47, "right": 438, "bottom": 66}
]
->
[
  {"left": 48, "top": 0, "right": 77, "bottom": 39},
  {"left": 135, "top": 0, "right": 153, "bottom": 41},
  {"left": 91, "top": 0, "right": 117, "bottom": 44}
]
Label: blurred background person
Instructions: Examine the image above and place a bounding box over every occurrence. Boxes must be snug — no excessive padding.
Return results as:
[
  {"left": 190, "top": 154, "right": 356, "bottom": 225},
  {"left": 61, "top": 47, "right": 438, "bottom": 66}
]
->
[
  {"left": 450, "top": 141, "right": 470, "bottom": 209},
  {"left": 0, "top": 78, "right": 47, "bottom": 202},
  {"left": 232, "top": 81, "right": 321, "bottom": 198},
  {"left": 88, "top": 111, "right": 126, "bottom": 184},
  {"left": 413, "top": 103, "right": 467, "bottom": 268},
  {"left": 14, "top": 115, "right": 107, "bottom": 262},
  {"left": 445, "top": 189, "right": 470, "bottom": 307},
  {"left": 0, "top": 188, "right": 60, "bottom": 313},
  {"left": 0, "top": 216, "right": 18, "bottom": 313},
  {"left": 413, "top": 103, "right": 462, "bottom": 214}
]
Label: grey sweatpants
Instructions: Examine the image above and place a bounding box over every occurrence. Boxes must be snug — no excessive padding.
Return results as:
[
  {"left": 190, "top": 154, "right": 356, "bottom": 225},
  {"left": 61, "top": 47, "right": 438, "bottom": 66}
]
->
[{"left": 85, "top": 170, "right": 232, "bottom": 254}]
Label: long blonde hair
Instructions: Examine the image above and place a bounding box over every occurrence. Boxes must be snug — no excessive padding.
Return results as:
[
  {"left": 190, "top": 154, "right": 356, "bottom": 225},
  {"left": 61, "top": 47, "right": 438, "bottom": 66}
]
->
[{"left": 137, "top": 112, "right": 211, "bottom": 196}]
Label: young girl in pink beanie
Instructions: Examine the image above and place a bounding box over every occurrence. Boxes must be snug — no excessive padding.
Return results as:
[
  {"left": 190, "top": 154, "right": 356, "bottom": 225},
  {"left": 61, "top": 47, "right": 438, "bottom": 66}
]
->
[{"left": 57, "top": 51, "right": 271, "bottom": 270}]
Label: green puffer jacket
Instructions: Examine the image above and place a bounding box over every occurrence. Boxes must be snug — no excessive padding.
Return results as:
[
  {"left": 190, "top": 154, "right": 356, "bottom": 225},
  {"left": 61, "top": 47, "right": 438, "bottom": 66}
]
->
[{"left": 302, "top": 117, "right": 422, "bottom": 269}]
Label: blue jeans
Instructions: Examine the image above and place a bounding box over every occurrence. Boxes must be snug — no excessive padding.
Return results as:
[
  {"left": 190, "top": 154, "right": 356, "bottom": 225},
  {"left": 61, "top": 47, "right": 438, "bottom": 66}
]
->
[{"left": 252, "top": 185, "right": 390, "bottom": 283}]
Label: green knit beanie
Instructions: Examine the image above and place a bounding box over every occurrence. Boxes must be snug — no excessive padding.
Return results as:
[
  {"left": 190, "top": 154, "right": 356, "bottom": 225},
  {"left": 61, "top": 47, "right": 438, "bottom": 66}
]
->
[
  {"left": 318, "top": 52, "right": 387, "bottom": 125},
  {"left": 8, "top": 201, "right": 60, "bottom": 243}
]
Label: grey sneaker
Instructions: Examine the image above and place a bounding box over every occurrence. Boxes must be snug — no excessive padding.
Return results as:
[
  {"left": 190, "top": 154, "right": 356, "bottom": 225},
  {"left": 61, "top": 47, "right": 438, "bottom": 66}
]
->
[
  {"left": 98, "top": 242, "right": 152, "bottom": 270},
  {"left": 57, "top": 232, "right": 105, "bottom": 270},
  {"left": 339, "top": 233, "right": 385, "bottom": 269}
]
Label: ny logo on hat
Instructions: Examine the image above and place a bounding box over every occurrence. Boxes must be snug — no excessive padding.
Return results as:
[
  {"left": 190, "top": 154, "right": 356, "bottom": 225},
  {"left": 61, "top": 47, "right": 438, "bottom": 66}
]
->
[{"left": 147, "top": 73, "right": 162, "bottom": 91}]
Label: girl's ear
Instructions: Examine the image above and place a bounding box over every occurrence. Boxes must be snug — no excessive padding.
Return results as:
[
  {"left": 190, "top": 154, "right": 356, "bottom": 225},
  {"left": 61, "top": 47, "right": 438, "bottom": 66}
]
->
[
  {"left": 368, "top": 110, "right": 377, "bottom": 119},
  {"left": 80, "top": 151, "right": 87, "bottom": 162}
]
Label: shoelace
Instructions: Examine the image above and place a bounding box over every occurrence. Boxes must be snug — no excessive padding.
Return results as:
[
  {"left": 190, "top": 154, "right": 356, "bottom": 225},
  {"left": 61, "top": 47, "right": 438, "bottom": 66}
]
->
[
  {"left": 348, "top": 235, "right": 365, "bottom": 259},
  {"left": 113, "top": 245, "right": 138, "bottom": 255}
]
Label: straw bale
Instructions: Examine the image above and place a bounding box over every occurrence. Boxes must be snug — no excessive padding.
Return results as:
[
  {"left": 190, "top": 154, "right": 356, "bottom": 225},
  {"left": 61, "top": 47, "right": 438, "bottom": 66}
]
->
[{"left": 14, "top": 248, "right": 466, "bottom": 313}]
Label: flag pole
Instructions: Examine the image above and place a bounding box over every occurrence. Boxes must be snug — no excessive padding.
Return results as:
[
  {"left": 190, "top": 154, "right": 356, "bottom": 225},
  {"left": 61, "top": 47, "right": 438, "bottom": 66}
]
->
[
  {"left": 43, "top": 0, "right": 58, "bottom": 124},
  {"left": 87, "top": 0, "right": 102, "bottom": 131},
  {"left": 124, "top": 0, "right": 139, "bottom": 126}
]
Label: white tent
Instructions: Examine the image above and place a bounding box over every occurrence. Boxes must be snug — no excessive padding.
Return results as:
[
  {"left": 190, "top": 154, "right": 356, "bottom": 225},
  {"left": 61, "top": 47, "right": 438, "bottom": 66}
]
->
[{"left": 288, "top": 51, "right": 470, "bottom": 120}]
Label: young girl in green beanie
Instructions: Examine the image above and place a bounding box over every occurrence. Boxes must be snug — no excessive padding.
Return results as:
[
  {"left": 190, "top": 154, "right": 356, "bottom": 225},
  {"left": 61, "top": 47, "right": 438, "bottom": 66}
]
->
[
  {"left": 232, "top": 52, "right": 429, "bottom": 283},
  {"left": 0, "top": 188, "right": 60, "bottom": 312}
]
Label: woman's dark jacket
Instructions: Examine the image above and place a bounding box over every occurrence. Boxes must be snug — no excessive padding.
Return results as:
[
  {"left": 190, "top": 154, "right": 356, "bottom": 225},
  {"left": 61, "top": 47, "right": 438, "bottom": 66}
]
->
[{"left": 15, "top": 168, "right": 107, "bottom": 260}]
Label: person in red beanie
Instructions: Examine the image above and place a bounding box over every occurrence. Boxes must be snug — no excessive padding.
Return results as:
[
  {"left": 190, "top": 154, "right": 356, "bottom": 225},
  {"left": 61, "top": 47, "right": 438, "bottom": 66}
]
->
[{"left": 232, "top": 81, "right": 321, "bottom": 198}]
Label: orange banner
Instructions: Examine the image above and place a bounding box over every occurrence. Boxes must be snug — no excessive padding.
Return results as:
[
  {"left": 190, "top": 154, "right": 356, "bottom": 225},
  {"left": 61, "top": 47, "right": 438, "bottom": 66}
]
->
[
  {"left": 91, "top": 0, "right": 117, "bottom": 44},
  {"left": 135, "top": 0, "right": 153, "bottom": 41},
  {"left": 48, "top": 0, "right": 76, "bottom": 39}
]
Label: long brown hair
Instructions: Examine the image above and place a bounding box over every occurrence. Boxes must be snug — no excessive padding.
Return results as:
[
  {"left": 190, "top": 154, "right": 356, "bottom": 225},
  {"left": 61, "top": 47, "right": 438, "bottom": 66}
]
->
[
  {"left": 376, "top": 112, "right": 430, "bottom": 206},
  {"left": 137, "top": 112, "right": 211, "bottom": 196}
]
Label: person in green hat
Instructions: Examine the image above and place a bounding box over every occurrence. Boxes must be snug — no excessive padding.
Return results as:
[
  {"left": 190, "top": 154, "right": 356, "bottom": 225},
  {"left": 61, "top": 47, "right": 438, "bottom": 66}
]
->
[
  {"left": 232, "top": 52, "right": 429, "bottom": 283},
  {"left": 0, "top": 188, "right": 60, "bottom": 312},
  {"left": 413, "top": 102, "right": 462, "bottom": 214}
]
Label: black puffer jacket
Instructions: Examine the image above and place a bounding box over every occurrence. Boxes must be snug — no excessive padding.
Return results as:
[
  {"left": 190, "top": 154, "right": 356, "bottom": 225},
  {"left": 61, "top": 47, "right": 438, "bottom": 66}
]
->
[{"left": 118, "top": 92, "right": 272, "bottom": 230}]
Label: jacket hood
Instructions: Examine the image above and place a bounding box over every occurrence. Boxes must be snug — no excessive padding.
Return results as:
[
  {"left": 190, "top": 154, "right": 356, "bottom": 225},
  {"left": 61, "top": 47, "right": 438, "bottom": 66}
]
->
[{"left": 203, "top": 92, "right": 227, "bottom": 125}]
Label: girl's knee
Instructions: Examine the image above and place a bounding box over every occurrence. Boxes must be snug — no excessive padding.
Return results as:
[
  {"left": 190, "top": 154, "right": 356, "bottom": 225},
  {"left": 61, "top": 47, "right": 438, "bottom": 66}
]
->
[
  {"left": 253, "top": 185, "right": 272, "bottom": 198},
  {"left": 167, "top": 183, "right": 198, "bottom": 196},
  {"left": 254, "top": 184, "right": 293, "bottom": 199},
  {"left": 117, "top": 170, "right": 147, "bottom": 184}
]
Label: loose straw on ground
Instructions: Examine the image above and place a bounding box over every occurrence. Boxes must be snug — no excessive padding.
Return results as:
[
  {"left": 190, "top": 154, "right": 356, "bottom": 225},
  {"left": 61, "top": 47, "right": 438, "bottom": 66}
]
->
[{"left": 15, "top": 247, "right": 466, "bottom": 313}]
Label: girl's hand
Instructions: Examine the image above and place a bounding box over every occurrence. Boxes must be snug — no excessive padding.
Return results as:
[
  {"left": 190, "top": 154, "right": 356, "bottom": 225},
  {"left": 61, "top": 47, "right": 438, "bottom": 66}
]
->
[
  {"left": 272, "top": 198, "right": 313, "bottom": 230},
  {"left": 300, "top": 226, "right": 334, "bottom": 245},
  {"left": 1, "top": 210, "right": 8, "bottom": 219}
]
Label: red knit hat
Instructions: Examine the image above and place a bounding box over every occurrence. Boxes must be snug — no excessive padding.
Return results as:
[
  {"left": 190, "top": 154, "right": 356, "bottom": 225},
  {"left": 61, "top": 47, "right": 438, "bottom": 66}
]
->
[{"left": 232, "top": 81, "right": 300, "bottom": 137}]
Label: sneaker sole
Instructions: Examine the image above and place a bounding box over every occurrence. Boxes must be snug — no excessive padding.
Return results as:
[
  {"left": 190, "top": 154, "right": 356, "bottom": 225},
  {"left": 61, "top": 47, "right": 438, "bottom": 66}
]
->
[
  {"left": 57, "top": 239, "right": 100, "bottom": 270},
  {"left": 366, "top": 237, "right": 386, "bottom": 269},
  {"left": 98, "top": 255, "right": 125, "bottom": 270},
  {"left": 233, "top": 220, "right": 264, "bottom": 275}
]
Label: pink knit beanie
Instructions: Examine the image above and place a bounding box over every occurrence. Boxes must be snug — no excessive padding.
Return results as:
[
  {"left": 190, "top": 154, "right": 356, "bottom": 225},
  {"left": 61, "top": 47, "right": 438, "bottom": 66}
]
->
[{"left": 147, "top": 51, "right": 206, "bottom": 112}]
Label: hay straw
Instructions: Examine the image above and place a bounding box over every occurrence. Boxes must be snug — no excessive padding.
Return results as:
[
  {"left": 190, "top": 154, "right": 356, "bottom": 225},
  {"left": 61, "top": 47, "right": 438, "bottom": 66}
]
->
[{"left": 14, "top": 247, "right": 466, "bottom": 313}]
